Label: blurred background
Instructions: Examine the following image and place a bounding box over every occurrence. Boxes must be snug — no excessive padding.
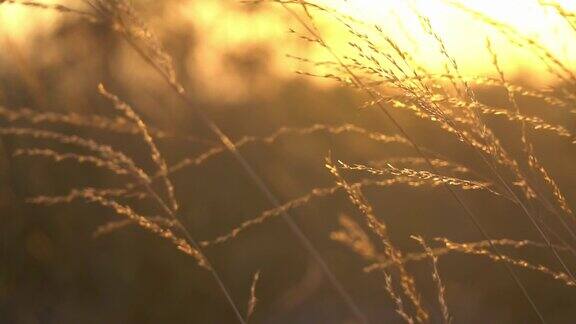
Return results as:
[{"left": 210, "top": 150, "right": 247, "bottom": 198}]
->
[{"left": 0, "top": 0, "right": 575, "bottom": 323}]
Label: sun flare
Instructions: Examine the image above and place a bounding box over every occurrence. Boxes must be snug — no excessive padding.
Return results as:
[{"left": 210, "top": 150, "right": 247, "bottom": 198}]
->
[{"left": 316, "top": 0, "right": 576, "bottom": 83}]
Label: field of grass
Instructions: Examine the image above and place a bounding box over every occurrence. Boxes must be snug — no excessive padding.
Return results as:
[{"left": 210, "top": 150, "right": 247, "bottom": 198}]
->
[{"left": 1, "top": 0, "right": 575, "bottom": 323}]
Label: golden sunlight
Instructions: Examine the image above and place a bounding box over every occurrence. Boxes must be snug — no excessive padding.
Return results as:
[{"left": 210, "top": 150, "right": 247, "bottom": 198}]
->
[
  {"left": 2, "top": 0, "right": 576, "bottom": 88},
  {"left": 0, "top": 0, "right": 60, "bottom": 39},
  {"left": 1, "top": 1, "right": 576, "bottom": 322},
  {"left": 316, "top": 0, "right": 576, "bottom": 83}
]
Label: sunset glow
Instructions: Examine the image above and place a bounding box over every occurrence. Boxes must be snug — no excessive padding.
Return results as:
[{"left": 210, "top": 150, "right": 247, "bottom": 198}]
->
[
  {"left": 2, "top": 0, "right": 576, "bottom": 86},
  {"left": 317, "top": 0, "right": 576, "bottom": 82}
]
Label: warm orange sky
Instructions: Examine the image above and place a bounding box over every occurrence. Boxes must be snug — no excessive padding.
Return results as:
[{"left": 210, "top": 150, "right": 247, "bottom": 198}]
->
[
  {"left": 186, "top": 0, "right": 576, "bottom": 88},
  {"left": 2, "top": 0, "right": 576, "bottom": 91},
  {"left": 321, "top": 0, "right": 576, "bottom": 78}
]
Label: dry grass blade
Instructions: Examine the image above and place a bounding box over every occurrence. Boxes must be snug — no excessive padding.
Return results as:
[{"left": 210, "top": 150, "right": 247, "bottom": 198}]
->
[
  {"left": 92, "top": 216, "right": 177, "bottom": 238},
  {"left": 330, "top": 214, "right": 414, "bottom": 323},
  {"left": 331, "top": 214, "right": 377, "bottom": 260},
  {"left": 369, "top": 157, "right": 472, "bottom": 176},
  {"left": 0, "top": 126, "right": 149, "bottom": 180},
  {"left": 529, "top": 153, "right": 574, "bottom": 217},
  {"left": 485, "top": 38, "right": 575, "bottom": 222},
  {"left": 384, "top": 98, "right": 539, "bottom": 201},
  {"left": 88, "top": 0, "right": 183, "bottom": 93},
  {"left": 167, "top": 123, "right": 411, "bottom": 177},
  {"left": 26, "top": 187, "right": 146, "bottom": 205},
  {"left": 326, "top": 157, "right": 429, "bottom": 323},
  {"left": 0, "top": 106, "right": 212, "bottom": 144},
  {"left": 201, "top": 177, "right": 438, "bottom": 247},
  {"left": 365, "top": 238, "right": 571, "bottom": 272},
  {"left": 98, "top": 84, "right": 178, "bottom": 213},
  {"left": 338, "top": 160, "right": 502, "bottom": 197},
  {"left": 25, "top": 182, "right": 206, "bottom": 269},
  {"left": 436, "top": 238, "right": 576, "bottom": 287},
  {"left": 246, "top": 270, "right": 261, "bottom": 321},
  {"left": 373, "top": 73, "right": 576, "bottom": 113},
  {"left": 363, "top": 237, "right": 575, "bottom": 288},
  {"left": 412, "top": 235, "right": 452, "bottom": 324},
  {"left": 445, "top": 99, "right": 576, "bottom": 143},
  {"left": 383, "top": 271, "right": 416, "bottom": 324},
  {"left": 84, "top": 193, "right": 208, "bottom": 268},
  {"left": 13, "top": 148, "right": 129, "bottom": 175},
  {"left": 1, "top": 0, "right": 100, "bottom": 22},
  {"left": 540, "top": 0, "right": 576, "bottom": 32},
  {"left": 201, "top": 185, "right": 338, "bottom": 247}
]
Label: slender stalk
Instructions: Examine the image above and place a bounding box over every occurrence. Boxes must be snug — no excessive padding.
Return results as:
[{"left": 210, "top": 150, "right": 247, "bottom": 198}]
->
[{"left": 133, "top": 167, "right": 247, "bottom": 324}]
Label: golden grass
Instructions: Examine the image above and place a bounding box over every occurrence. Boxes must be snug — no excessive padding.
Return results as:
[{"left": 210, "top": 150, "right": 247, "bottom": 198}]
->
[{"left": 1, "top": 0, "right": 575, "bottom": 322}]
